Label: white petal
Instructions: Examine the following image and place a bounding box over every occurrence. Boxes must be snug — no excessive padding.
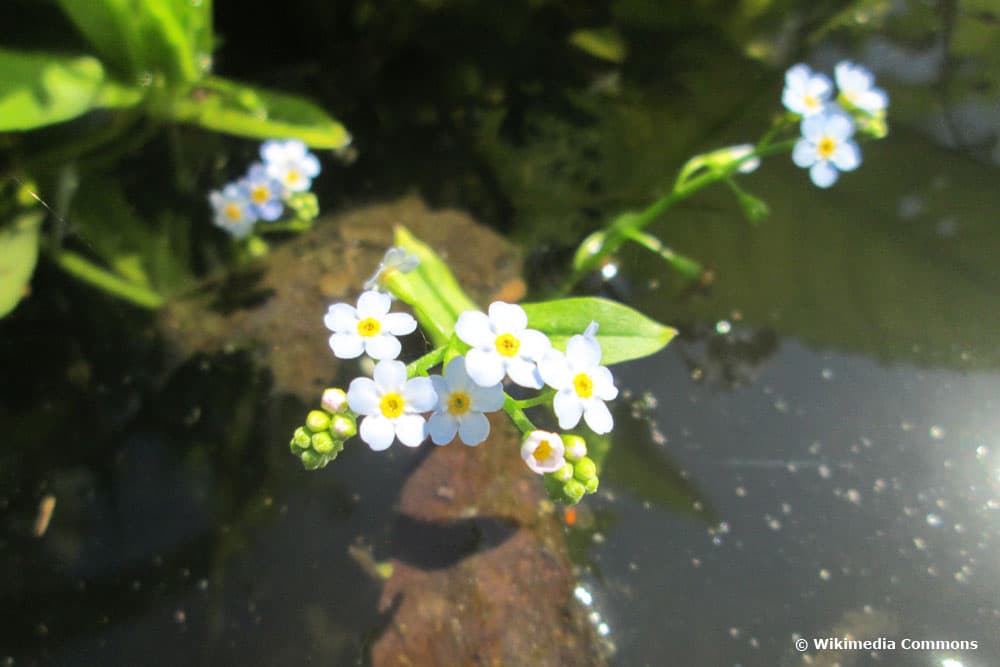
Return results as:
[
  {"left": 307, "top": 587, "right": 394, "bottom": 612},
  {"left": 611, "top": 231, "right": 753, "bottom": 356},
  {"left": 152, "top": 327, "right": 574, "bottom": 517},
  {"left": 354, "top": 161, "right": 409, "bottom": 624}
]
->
[
  {"left": 382, "top": 312, "right": 417, "bottom": 336},
  {"left": 300, "top": 153, "right": 321, "bottom": 178},
  {"left": 831, "top": 141, "right": 861, "bottom": 172},
  {"left": 805, "top": 73, "right": 832, "bottom": 99},
  {"left": 284, "top": 140, "right": 306, "bottom": 160},
  {"left": 402, "top": 376, "right": 438, "bottom": 412},
  {"left": 373, "top": 359, "right": 407, "bottom": 391},
  {"left": 443, "top": 356, "right": 470, "bottom": 389},
  {"left": 566, "top": 332, "right": 601, "bottom": 368},
  {"left": 458, "top": 412, "right": 490, "bottom": 446},
  {"left": 347, "top": 377, "right": 382, "bottom": 415},
  {"left": 360, "top": 415, "right": 395, "bottom": 451},
  {"left": 488, "top": 301, "right": 527, "bottom": 333},
  {"left": 538, "top": 350, "right": 571, "bottom": 390},
  {"left": 792, "top": 139, "right": 818, "bottom": 168},
  {"left": 365, "top": 334, "right": 401, "bottom": 361},
  {"left": 801, "top": 114, "right": 826, "bottom": 142},
  {"left": 785, "top": 64, "right": 811, "bottom": 89},
  {"left": 260, "top": 140, "right": 284, "bottom": 164},
  {"left": 455, "top": 310, "right": 494, "bottom": 347},
  {"left": 394, "top": 414, "right": 427, "bottom": 447},
  {"left": 430, "top": 375, "right": 450, "bottom": 407},
  {"left": 810, "top": 161, "right": 839, "bottom": 188},
  {"left": 330, "top": 332, "right": 364, "bottom": 359},
  {"left": 553, "top": 389, "right": 584, "bottom": 429},
  {"left": 468, "top": 381, "right": 505, "bottom": 412},
  {"left": 506, "top": 356, "right": 543, "bottom": 389},
  {"left": 826, "top": 112, "right": 855, "bottom": 141},
  {"left": 782, "top": 89, "right": 805, "bottom": 115},
  {"left": 517, "top": 329, "right": 551, "bottom": 361},
  {"left": 428, "top": 412, "right": 458, "bottom": 445},
  {"left": 357, "top": 290, "right": 391, "bottom": 318},
  {"left": 583, "top": 400, "right": 614, "bottom": 434},
  {"left": 465, "top": 348, "right": 505, "bottom": 386},
  {"left": 859, "top": 89, "right": 887, "bottom": 113},
  {"left": 590, "top": 366, "right": 619, "bottom": 401}
]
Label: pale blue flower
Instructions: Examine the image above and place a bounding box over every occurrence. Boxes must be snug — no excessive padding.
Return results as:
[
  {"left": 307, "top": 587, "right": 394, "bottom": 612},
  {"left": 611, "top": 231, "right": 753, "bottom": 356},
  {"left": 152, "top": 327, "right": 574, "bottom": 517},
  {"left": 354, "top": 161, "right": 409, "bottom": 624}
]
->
[
  {"left": 538, "top": 322, "right": 618, "bottom": 434},
  {"left": 242, "top": 163, "right": 285, "bottom": 221},
  {"left": 456, "top": 301, "right": 551, "bottom": 389},
  {"left": 208, "top": 183, "right": 258, "bottom": 239},
  {"left": 782, "top": 64, "right": 833, "bottom": 117},
  {"left": 324, "top": 290, "right": 417, "bottom": 360},
  {"left": 792, "top": 109, "right": 862, "bottom": 188},
  {"left": 835, "top": 61, "right": 888, "bottom": 114},
  {"left": 347, "top": 360, "right": 437, "bottom": 450},
  {"left": 260, "top": 140, "right": 321, "bottom": 192},
  {"left": 428, "top": 357, "right": 505, "bottom": 446}
]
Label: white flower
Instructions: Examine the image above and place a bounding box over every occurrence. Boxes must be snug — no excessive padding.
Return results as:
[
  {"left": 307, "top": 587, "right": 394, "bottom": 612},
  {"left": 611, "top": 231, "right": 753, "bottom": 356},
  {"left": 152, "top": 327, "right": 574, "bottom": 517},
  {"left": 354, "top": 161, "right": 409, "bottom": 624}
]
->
[
  {"left": 364, "top": 247, "right": 420, "bottom": 292},
  {"left": 455, "top": 302, "right": 551, "bottom": 388},
  {"left": 539, "top": 322, "right": 618, "bottom": 434},
  {"left": 728, "top": 144, "right": 761, "bottom": 174},
  {"left": 427, "top": 357, "right": 505, "bottom": 446},
  {"left": 347, "top": 360, "right": 437, "bottom": 450},
  {"left": 835, "top": 61, "right": 888, "bottom": 114},
  {"left": 792, "top": 109, "right": 862, "bottom": 188},
  {"left": 325, "top": 290, "right": 417, "bottom": 360},
  {"left": 521, "top": 431, "right": 566, "bottom": 475},
  {"left": 782, "top": 64, "right": 833, "bottom": 117},
  {"left": 208, "top": 183, "right": 258, "bottom": 239},
  {"left": 260, "top": 139, "right": 321, "bottom": 192}
]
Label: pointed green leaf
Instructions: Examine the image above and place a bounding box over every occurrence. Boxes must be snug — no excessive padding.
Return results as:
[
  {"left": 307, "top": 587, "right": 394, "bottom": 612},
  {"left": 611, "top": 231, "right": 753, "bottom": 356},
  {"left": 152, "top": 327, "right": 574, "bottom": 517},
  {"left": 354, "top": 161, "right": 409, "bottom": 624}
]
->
[
  {"left": 522, "top": 297, "right": 677, "bottom": 365},
  {"left": 0, "top": 212, "right": 43, "bottom": 318},
  {"left": 0, "top": 49, "right": 143, "bottom": 131}
]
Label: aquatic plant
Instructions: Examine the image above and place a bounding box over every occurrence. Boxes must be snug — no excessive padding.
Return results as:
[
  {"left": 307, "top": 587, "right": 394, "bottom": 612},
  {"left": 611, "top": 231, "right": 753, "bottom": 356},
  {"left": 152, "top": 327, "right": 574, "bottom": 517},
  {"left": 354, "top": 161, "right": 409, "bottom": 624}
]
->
[
  {"left": 290, "top": 234, "right": 677, "bottom": 505},
  {"left": 564, "top": 60, "right": 889, "bottom": 293}
]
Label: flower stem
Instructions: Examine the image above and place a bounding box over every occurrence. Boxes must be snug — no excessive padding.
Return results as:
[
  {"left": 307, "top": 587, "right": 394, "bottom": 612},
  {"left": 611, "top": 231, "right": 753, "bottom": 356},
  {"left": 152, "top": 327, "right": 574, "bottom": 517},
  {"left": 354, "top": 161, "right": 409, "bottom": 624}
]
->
[
  {"left": 51, "top": 250, "right": 165, "bottom": 309},
  {"left": 503, "top": 395, "right": 536, "bottom": 435},
  {"left": 406, "top": 346, "right": 446, "bottom": 377},
  {"left": 513, "top": 388, "right": 555, "bottom": 409}
]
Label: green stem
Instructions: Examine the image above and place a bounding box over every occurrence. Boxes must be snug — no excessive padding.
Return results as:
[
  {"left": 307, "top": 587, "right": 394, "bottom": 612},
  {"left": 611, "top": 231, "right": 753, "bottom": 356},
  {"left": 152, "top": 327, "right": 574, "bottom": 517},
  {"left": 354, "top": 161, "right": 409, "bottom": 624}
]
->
[
  {"left": 503, "top": 395, "right": 536, "bottom": 435},
  {"left": 624, "top": 229, "right": 703, "bottom": 280},
  {"left": 51, "top": 250, "right": 165, "bottom": 309},
  {"left": 256, "top": 219, "right": 314, "bottom": 233},
  {"left": 514, "top": 388, "right": 555, "bottom": 409},
  {"left": 406, "top": 346, "right": 446, "bottom": 377}
]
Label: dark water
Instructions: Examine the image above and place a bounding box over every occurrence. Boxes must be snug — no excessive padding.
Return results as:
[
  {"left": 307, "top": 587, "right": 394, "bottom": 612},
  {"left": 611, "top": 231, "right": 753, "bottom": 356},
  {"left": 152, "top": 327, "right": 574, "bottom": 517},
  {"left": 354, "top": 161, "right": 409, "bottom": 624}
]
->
[{"left": 3, "top": 1, "right": 1000, "bottom": 666}]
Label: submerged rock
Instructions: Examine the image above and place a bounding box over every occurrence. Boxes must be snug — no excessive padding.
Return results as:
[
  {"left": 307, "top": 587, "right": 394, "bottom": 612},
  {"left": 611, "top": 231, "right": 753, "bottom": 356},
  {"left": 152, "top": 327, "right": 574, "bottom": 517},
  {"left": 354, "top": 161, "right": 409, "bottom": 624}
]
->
[{"left": 159, "top": 195, "right": 604, "bottom": 666}]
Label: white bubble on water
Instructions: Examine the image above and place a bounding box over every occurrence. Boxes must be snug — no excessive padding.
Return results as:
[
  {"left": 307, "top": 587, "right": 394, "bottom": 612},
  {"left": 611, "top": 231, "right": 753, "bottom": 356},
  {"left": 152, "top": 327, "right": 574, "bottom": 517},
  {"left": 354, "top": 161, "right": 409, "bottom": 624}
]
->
[{"left": 926, "top": 513, "right": 943, "bottom": 527}]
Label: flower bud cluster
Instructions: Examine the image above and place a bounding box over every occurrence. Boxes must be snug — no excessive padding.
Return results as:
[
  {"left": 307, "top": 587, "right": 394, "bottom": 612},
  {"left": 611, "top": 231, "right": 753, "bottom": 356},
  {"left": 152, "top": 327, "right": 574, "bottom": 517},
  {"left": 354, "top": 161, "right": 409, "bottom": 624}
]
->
[
  {"left": 289, "top": 388, "right": 357, "bottom": 470},
  {"left": 542, "top": 435, "right": 600, "bottom": 505}
]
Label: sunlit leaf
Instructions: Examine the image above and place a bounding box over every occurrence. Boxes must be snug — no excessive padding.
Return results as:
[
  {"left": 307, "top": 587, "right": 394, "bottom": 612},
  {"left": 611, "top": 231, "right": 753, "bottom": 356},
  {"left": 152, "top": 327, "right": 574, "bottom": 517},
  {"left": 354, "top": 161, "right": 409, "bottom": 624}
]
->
[
  {"left": 568, "top": 27, "right": 628, "bottom": 64},
  {"left": 522, "top": 297, "right": 677, "bottom": 365},
  {"left": 0, "top": 49, "right": 143, "bottom": 131},
  {"left": 0, "top": 211, "right": 43, "bottom": 318}
]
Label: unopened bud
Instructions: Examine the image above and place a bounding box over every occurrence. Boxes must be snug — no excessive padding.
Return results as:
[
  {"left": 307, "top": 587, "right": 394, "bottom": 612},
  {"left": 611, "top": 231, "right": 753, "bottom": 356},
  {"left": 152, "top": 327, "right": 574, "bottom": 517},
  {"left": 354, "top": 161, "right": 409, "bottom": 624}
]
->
[
  {"left": 554, "top": 462, "right": 574, "bottom": 482},
  {"left": 311, "top": 431, "right": 336, "bottom": 454},
  {"left": 562, "top": 479, "right": 587, "bottom": 505},
  {"left": 330, "top": 413, "right": 357, "bottom": 439},
  {"left": 321, "top": 388, "right": 348, "bottom": 413},
  {"left": 562, "top": 435, "right": 587, "bottom": 461},
  {"left": 306, "top": 410, "right": 331, "bottom": 432},
  {"left": 573, "top": 456, "right": 597, "bottom": 482},
  {"left": 584, "top": 477, "right": 599, "bottom": 494},
  {"left": 300, "top": 450, "right": 327, "bottom": 470},
  {"left": 290, "top": 427, "right": 312, "bottom": 450}
]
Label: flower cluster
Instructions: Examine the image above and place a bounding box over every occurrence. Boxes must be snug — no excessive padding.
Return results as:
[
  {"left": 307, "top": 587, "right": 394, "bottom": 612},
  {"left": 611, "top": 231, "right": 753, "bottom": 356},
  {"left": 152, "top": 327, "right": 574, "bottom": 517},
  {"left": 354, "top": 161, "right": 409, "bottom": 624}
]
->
[
  {"left": 208, "top": 140, "right": 322, "bottom": 239},
  {"left": 289, "top": 388, "right": 357, "bottom": 470},
  {"left": 783, "top": 61, "right": 888, "bottom": 188},
  {"left": 289, "top": 249, "right": 620, "bottom": 503}
]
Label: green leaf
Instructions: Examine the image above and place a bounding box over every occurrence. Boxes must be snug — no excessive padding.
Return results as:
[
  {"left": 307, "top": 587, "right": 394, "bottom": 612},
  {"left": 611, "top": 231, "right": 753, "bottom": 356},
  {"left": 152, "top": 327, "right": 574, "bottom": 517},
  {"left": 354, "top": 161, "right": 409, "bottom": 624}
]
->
[
  {"left": 521, "top": 297, "right": 677, "bottom": 365},
  {"left": 388, "top": 227, "right": 479, "bottom": 346},
  {"left": 164, "top": 76, "right": 352, "bottom": 149},
  {"left": 568, "top": 27, "right": 628, "bottom": 64},
  {"left": 56, "top": 0, "right": 201, "bottom": 83},
  {"left": 0, "top": 211, "right": 43, "bottom": 318},
  {"left": 0, "top": 49, "right": 143, "bottom": 131}
]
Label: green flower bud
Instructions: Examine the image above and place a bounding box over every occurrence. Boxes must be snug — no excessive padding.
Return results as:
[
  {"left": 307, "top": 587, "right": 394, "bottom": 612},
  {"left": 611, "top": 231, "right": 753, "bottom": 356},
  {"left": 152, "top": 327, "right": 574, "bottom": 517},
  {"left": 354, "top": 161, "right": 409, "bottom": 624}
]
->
[
  {"left": 543, "top": 473, "right": 565, "bottom": 502},
  {"left": 584, "top": 476, "right": 599, "bottom": 494},
  {"left": 300, "top": 449, "right": 328, "bottom": 470},
  {"left": 562, "top": 479, "right": 587, "bottom": 505},
  {"left": 330, "top": 413, "right": 357, "bottom": 439},
  {"left": 573, "top": 456, "right": 597, "bottom": 482},
  {"left": 321, "top": 388, "right": 348, "bottom": 413},
  {"left": 562, "top": 435, "right": 588, "bottom": 461},
  {"left": 288, "top": 192, "right": 319, "bottom": 221},
  {"left": 311, "top": 431, "right": 337, "bottom": 454},
  {"left": 554, "top": 462, "right": 574, "bottom": 482},
  {"left": 290, "top": 427, "right": 312, "bottom": 450},
  {"left": 245, "top": 235, "right": 269, "bottom": 258},
  {"left": 305, "top": 410, "right": 331, "bottom": 432}
]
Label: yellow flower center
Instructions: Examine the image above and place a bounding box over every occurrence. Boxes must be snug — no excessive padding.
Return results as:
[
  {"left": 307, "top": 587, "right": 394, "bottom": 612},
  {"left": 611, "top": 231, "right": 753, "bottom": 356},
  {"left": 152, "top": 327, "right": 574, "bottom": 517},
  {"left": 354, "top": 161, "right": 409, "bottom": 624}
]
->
[
  {"left": 224, "top": 203, "right": 242, "bottom": 222},
  {"left": 817, "top": 137, "right": 836, "bottom": 159},
  {"left": 357, "top": 317, "right": 381, "bottom": 337},
  {"left": 447, "top": 391, "right": 472, "bottom": 416},
  {"left": 380, "top": 392, "right": 405, "bottom": 419},
  {"left": 573, "top": 373, "right": 594, "bottom": 398},
  {"left": 286, "top": 170, "right": 301, "bottom": 186},
  {"left": 251, "top": 185, "right": 270, "bottom": 204},
  {"left": 804, "top": 95, "right": 820, "bottom": 111},
  {"left": 495, "top": 333, "right": 520, "bottom": 357},
  {"left": 532, "top": 439, "right": 553, "bottom": 463}
]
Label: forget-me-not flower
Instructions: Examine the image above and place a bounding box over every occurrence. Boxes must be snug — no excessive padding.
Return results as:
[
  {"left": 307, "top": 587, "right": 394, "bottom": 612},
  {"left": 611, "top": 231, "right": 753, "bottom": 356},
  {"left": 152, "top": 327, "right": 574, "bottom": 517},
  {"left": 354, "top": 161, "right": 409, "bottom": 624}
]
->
[
  {"left": 325, "top": 290, "right": 417, "bottom": 360},
  {"left": 427, "top": 357, "right": 505, "bottom": 446},
  {"left": 792, "top": 109, "right": 862, "bottom": 188},
  {"left": 243, "top": 163, "right": 285, "bottom": 221},
  {"left": 456, "top": 301, "right": 551, "bottom": 389},
  {"left": 835, "top": 61, "right": 888, "bottom": 115},
  {"left": 782, "top": 64, "right": 833, "bottom": 117},
  {"left": 261, "top": 139, "right": 321, "bottom": 192},
  {"left": 538, "top": 322, "right": 618, "bottom": 434},
  {"left": 521, "top": 430, "right": 566, "bottom": 475},
  {"left": 364, "top": 247, "right": 421, "bottom": 292},
  {"left": 209, "top": 183, "right": 258, "bottom": 239},
  {"left": 347, "top": 359, "right": 437, "bottom": 450}
]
